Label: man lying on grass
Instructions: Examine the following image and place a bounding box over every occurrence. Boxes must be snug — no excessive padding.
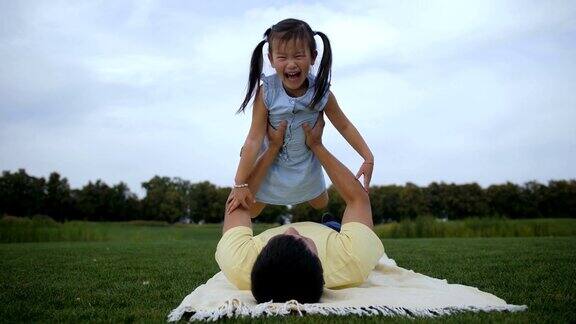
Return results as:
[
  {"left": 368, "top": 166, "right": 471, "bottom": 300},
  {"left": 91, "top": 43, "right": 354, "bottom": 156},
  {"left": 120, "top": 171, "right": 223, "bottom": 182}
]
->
[{"left": 216, "top": 113, "right": 384, "bottom": 304}]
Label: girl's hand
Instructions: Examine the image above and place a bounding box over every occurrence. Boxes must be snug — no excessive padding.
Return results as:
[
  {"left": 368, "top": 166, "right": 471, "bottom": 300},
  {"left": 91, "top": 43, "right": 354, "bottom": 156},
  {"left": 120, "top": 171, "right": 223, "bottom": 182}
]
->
[
  {"left": 355, "top": 161, "right": 373, "bottom": 192},
  {"left": 226, "top": 187, "right": 254, "bottom": 215}
]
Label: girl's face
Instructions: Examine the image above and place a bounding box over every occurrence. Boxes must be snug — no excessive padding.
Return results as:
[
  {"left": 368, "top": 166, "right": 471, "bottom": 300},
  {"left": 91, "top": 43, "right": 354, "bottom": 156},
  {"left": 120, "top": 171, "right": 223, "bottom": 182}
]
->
[{"left": 268, "top": 38, "right": 317, "bottom": 97}]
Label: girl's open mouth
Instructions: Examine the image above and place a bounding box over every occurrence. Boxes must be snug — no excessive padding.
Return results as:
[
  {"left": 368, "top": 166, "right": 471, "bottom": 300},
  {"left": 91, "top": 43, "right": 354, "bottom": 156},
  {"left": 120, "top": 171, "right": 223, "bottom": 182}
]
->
[{"left": 285, "top": 71, "right": 301, "bottom": 81}]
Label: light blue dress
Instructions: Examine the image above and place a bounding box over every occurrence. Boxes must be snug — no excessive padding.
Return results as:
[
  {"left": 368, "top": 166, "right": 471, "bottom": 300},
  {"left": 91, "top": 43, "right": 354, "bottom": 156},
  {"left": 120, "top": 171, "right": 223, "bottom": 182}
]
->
[{"left": 255, "top": 73, "right": 330, "bottom": 205}]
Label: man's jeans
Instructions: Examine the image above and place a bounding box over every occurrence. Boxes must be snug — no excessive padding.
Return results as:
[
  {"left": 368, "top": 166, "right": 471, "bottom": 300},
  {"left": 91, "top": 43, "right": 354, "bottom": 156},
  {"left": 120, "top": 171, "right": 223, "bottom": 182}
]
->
[{"left": 323, "top": 220, "right": 341, "bottom": 232}]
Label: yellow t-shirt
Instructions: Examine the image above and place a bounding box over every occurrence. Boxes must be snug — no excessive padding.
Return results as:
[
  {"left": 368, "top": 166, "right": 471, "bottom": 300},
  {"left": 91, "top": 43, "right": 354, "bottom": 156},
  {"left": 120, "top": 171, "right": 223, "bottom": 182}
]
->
[{"left": 215, "top": 222, "right": 385, "bottom": 290}]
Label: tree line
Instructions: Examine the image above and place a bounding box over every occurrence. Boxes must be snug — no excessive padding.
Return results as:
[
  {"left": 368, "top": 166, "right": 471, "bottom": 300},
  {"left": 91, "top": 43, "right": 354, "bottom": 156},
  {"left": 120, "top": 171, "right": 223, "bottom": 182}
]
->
[{"left": 1, "top": 169, "right": 574, "bottom": 223}]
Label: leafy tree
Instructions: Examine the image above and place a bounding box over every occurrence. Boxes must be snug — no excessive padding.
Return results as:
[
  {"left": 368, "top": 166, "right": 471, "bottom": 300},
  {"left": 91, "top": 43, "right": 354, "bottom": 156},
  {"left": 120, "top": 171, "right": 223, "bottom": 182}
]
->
[
  {"left": 425, "top": 183, "right": 488, "bottom": 219},
  {"left": 398, "top": 182, "right": 429, "bottom": 219},
  {"left": 2, "top": 168, "right": 575, "bottom": 222},
  {"left": 210, "top": 187, "right": 232, "bottom": 223},
  {"left": 192, "top": 181, "right": 220, "bottom": 223},
  {"left": 109, "top": 182, "right": 140, "bottom": 221},
  {"left": 327, "top": 186, "right": 346, "bottom": 220},
  {"left": 291, "top": 202, "right": 324, "bottom": 223},
  {"left": 257, "top": 204, "right": 289, "bottom": 223},
  {"left": 542, "top": 180, "right": 576, "bottom": 218},
  {"left": 373, "top": 185, "right": 402, "bottom": 222},
  {"left": 522, "top": 181, "right": 546, "bottom": 218},
  {"left": 426, "top": 182, "right": 451, "bottom": 219},
  {"left": 0, "top": 169, "right": 45, "bottom": 216},
  {"left": 452, "top": 183, "right": 489, "bottom": 219},
  {"left": 44, "top": 172, "right": 73, "bottom": 221},
  {"left": 141, "top": 176, "right": 186, "bottom": 223},
  {"left": 486, "top": 182, "right": 524, "bottom": 218}
]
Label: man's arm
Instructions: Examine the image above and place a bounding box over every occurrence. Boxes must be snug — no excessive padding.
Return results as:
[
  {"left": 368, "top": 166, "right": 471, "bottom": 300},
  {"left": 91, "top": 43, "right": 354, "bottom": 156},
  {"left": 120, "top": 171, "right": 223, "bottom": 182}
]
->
[
  {"left": 223, "top": 121, "right": 287, "bottom": 233},
  {"left": 245, "top": 123, "right": 287, "bottom": 195},
  {"left": 302, "top": 114, "right": 373, "bottom": 228}
]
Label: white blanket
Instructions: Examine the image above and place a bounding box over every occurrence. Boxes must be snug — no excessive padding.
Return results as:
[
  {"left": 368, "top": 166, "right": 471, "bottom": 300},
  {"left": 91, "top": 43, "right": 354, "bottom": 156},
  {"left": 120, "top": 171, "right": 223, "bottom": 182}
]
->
[{"left": 168, "top": 256, "right": 526, "bottom": 321}]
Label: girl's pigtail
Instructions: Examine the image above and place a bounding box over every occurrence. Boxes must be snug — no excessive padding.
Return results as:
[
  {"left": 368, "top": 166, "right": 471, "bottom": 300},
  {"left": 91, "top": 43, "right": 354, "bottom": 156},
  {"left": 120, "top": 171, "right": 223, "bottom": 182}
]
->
[
  {"left": 310, "top": 31, "right": 332, "bottom": 110},
  {"left": 238, "top": 28, "right": 272, "bottom": 113}
]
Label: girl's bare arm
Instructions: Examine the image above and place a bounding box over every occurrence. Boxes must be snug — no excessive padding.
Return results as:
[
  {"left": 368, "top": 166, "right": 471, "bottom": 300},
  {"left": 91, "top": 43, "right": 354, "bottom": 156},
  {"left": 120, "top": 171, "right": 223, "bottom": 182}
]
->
[
  {"left": 324, "top": 92, "right": 374, "bottom": 163},
  {"left": 324, "top": 92, "right": 374, "bottom": 190},
  {"left": 228, "top": 87, "right": 268, "bottom": 210},
  {"left": 224, "top": 121, "right": 286, "bottom": 223}
]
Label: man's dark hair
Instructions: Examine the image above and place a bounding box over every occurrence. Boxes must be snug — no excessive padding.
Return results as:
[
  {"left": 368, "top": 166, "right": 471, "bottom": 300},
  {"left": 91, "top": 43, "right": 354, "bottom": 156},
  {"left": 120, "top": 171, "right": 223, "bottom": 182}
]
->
[{"left": 251, "top": 234, "right": 324, "bottom": 304}]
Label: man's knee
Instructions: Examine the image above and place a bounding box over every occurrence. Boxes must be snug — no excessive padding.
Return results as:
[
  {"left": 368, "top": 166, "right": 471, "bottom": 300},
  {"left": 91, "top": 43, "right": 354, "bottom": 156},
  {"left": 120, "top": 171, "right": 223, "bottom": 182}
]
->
[
  {"left": 250, "top": 202, "right": 266, "bottom": 218},
  {"left": 351, "top": 188, "right": 370, "bottom": 206}
]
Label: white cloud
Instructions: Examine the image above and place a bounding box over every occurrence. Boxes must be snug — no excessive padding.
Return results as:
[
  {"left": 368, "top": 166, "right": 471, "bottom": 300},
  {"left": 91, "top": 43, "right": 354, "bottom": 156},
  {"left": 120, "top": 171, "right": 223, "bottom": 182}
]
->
[
  {"left": 1, "top": 0, "right": 575, "bottom": 196},
  {"left": 85, "top": 54, "right": 191, "bottom": 86}
]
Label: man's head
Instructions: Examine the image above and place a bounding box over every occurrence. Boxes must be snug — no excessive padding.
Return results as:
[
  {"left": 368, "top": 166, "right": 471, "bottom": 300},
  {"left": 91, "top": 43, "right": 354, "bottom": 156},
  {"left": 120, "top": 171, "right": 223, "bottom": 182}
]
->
[{"left": 251, "top": 227, "right": 324, "bottom": 303}]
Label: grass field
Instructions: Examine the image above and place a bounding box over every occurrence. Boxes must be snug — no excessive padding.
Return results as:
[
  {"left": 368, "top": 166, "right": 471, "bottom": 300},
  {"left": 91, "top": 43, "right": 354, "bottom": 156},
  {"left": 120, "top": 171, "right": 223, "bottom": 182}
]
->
[
  {"left": 1, "top": 223, "right": 575, "bottom": 323},
  {"left": 2, "top": 216, "right": 576, "bottom": 243}
]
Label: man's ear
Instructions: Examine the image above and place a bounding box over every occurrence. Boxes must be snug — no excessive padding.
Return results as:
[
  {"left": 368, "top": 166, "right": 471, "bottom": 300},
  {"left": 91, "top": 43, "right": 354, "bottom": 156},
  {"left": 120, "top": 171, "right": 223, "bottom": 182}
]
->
[
  {"left": 311, "top": 49, "right": 318, "bottom": 65},
  {"left": 267, "top": 52, "right": 274, "bottom": 68}
]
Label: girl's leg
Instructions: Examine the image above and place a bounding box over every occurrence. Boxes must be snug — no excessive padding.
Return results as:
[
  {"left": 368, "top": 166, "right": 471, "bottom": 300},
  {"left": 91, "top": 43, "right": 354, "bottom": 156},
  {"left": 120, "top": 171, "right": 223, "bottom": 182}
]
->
[
  {"left": 308, "top": 190, "right": 329, "bottom": 210},
  {"left": 309, "top": 191, "right": 340, "bottom": 231},
  {"left": 250, "top": 202, "right": 267, "bottom": 218}
]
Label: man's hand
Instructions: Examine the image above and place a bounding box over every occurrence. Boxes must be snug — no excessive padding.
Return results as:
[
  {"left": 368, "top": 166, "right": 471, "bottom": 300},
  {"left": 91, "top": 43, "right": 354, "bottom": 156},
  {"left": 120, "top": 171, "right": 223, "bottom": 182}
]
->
[
  {"left": 267, "top": 120, "right": 287, "bottom": 149},
  {"left": 226, "top": 187, "right": 254, "bottom": 215},
  {"left": 302, "top": 112, "right": 325, "bottom": 149}
]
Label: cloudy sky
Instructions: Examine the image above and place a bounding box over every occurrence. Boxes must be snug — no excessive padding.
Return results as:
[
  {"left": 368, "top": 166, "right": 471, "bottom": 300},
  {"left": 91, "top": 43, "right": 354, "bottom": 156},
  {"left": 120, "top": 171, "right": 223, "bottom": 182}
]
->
[{"left": 1, "top": 0, "right": 575, "bottom": 197}]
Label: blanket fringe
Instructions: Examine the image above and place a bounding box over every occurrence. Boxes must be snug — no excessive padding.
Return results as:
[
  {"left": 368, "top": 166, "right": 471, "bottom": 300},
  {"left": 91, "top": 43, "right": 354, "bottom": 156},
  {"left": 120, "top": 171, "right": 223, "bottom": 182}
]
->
[{"left": 167, "top": 299, "right": 528, "bottom": 322}]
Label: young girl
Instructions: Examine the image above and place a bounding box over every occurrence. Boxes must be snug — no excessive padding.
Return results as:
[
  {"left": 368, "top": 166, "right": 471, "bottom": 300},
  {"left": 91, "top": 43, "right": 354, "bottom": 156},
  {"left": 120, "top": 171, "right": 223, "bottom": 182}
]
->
[{"left": 227, "top": 18, "right": 374, "bottom": 216}]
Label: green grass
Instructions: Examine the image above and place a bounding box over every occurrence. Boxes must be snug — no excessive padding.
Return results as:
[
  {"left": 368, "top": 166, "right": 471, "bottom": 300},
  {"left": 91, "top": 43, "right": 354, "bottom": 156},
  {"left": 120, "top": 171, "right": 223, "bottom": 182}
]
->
[
  {"left": 1, "top": 222, "right": 575, "bottom": 323},
  {"left": 0, "top": 216, "right": 275, "bottom": 243},
  {"left": 3, "top": 216, "right": 576, "bottom": 243},
  {"left": 374, "top": 216, "right": 576, "bottom": 238}
]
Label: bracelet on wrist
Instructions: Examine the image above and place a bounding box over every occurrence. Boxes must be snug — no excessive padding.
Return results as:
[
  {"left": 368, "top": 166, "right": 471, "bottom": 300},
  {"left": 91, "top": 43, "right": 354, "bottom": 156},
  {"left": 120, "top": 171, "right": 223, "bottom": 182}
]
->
[
  {"left": 234, "top": 183, "right": 249, "bottom": 188},
  {"left": 363, "top": 161, "right": 374, "bottom": 165}
]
